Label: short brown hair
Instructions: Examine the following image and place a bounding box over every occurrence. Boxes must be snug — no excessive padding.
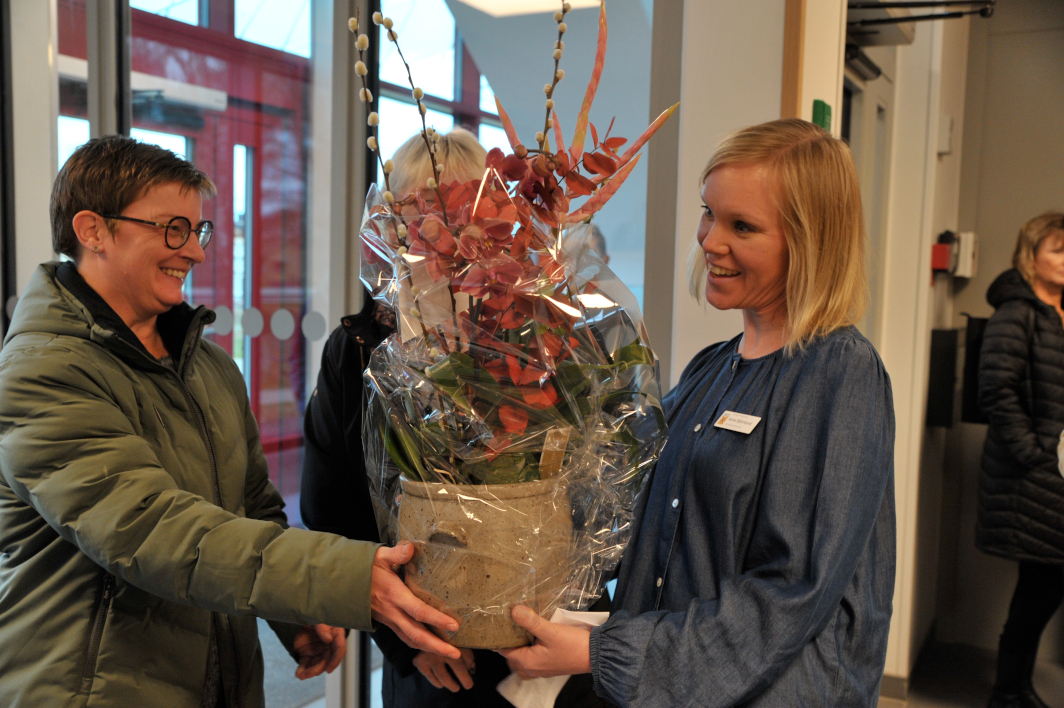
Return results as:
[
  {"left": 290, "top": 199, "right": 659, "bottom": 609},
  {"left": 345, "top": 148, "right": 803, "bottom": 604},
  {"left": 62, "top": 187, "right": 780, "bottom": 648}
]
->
[
  {"left": 1012, "top": 211, "right": 1064, "bottom": 284},
  {"left": 51, "top": 135, "right": 216, "bottom": 259},
  {"left": 687, "top": 119, "right": 867, "bottom": 352}
]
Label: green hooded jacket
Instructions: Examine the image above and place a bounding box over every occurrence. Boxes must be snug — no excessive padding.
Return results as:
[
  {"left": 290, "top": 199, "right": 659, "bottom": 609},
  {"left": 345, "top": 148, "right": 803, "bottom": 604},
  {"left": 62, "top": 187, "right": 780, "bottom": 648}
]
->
[{"left": 0, "top": 263, "right": 379, "bottom": 707}]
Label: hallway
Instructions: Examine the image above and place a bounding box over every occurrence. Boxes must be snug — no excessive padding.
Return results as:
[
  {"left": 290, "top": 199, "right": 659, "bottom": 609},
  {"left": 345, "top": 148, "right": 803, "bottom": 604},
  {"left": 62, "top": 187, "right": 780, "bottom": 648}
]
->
[{"left": 880, "top": 643, "right": 1064, "bottom": 708}]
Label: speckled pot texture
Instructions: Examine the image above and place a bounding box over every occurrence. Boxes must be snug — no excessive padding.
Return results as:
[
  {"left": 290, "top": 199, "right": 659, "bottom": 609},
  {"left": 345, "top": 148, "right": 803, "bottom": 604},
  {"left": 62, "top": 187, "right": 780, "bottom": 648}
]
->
[{"left": 397, "top": 477, "right": 573, "bottom": 649}]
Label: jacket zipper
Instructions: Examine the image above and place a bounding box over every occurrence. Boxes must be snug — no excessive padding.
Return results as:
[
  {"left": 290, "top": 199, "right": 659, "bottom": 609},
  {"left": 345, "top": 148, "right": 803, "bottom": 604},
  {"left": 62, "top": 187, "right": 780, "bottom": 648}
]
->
[
  {"left": 173, "top": 327, "right": 242, "bottom": 708},
  {"left": 83, "top": 574, "right": 115, "bottom": 685},
  {"left": 91, "top": 309, "right": 241, "bottom": 703}
]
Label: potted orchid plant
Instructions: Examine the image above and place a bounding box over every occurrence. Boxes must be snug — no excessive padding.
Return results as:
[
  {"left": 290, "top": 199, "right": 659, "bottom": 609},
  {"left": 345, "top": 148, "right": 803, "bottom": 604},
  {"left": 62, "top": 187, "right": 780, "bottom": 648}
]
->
[{"left": 355, "top": 1, "right": 673, "bottom": 648}]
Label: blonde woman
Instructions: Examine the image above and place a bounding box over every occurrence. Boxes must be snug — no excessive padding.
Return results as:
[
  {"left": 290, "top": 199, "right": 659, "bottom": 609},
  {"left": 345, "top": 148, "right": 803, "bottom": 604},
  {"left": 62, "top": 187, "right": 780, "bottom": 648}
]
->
[
  {"left": 388, "top": 126, "right": 487, "bottom": 197},
  {"left": 501, "top": 119, "right": 896, "bottom": 707},
  {"left": 977, "top": 212, "right": 1064, "bottom": 708}
]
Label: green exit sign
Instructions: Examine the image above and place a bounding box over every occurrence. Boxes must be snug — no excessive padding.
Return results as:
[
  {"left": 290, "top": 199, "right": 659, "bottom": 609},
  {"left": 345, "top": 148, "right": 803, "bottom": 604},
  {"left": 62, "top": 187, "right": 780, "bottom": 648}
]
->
[{"left": 813, "top": 100, "right": 832, "bottom": 132}]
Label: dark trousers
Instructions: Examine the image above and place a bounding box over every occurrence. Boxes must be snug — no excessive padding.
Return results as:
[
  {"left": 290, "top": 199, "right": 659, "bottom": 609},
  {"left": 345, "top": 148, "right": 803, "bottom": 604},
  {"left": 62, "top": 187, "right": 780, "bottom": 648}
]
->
[{"left": 1000, "top": 561, "right": 1064, "bottom": 655}]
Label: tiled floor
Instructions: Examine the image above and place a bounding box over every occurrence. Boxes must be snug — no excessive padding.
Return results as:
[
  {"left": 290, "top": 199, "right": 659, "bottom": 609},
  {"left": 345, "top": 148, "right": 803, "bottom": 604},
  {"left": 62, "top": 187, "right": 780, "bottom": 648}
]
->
[{"left": 879, "top": 642, "right": 1064, "bottom": 708}]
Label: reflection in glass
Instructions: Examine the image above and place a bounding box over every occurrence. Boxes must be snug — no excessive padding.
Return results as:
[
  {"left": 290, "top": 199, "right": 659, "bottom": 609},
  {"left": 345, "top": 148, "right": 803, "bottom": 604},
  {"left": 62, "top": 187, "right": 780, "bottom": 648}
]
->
[
  {"left": 379, "top": 0, "right": 455, "bottom": 101},
  {"left": 376, "top": 96, "right": 455, "bottom": 186},
  {"left": 235, "top": 0, "right": 311, "bottom": 58},
  {"left": 131, "top": 0, "right": 198, "bottom": 26},
  {"left": 233, "top": 144, "right": 251, "bottom": 383}
]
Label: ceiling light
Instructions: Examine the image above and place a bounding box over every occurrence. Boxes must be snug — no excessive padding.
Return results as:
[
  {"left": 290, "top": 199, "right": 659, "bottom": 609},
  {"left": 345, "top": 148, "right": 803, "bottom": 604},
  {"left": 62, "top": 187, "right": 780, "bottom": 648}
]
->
[{"left": 453, "top": 0, "right": 600, "bottom": 18}]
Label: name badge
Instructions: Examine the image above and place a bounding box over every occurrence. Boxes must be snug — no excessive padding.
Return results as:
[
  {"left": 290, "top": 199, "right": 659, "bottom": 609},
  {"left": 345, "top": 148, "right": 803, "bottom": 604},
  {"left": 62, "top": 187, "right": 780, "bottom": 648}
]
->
[{"left": 714, "top": 411, "right": 761, "bottom": 435}]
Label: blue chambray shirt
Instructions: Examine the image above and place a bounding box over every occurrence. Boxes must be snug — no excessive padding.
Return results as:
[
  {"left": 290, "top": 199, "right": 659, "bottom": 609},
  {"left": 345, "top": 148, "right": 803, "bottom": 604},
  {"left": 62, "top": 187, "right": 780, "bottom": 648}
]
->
[{"left": 589, "top": 327, "right": 896, "bottom": 707}]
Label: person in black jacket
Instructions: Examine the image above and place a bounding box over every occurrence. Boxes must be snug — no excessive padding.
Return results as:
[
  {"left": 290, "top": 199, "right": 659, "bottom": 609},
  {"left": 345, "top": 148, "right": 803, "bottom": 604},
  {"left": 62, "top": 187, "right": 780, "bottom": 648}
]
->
[
  {"left": 301, "top": 129, "right": 520, "bottom": 707},
  {"left": 977, "top": 211, "right": 1064, "bottom": 708}
]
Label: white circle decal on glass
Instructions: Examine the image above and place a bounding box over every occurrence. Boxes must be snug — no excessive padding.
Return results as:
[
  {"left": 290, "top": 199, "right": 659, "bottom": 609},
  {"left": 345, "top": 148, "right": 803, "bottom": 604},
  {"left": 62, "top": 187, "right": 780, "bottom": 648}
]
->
[
  {"left": 302, "top": 311, "right": 327, "bottom": 341},
  {"left": 270, "top": 308, "right": 296, "bottom": 341},
  {"left": 242, "top": 308, "right": 264, "bottom": 338},
  {"left": 212, "top": 305, "right": 234, "bottom": 335}
]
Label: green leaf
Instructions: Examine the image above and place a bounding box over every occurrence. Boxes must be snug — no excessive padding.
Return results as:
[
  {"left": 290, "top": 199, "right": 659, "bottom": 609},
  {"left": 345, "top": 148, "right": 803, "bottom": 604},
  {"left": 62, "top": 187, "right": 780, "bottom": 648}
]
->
[
  {"left": 615, "top": 340, "right": 655, "bottom": 369},
  {"left": 384, "top": 427, "right": 421, "bottom": 481}
]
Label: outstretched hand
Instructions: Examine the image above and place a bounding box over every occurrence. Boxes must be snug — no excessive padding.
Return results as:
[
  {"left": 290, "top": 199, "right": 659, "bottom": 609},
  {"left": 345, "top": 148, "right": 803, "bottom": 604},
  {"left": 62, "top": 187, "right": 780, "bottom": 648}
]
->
[
  {"left": 413, "top": 647, "right": 476, "bottom": 692},
  {"left": 498, "top": 605, "right": 592, "bottom": 679},
  {"left": 292, "top": 624, "right": 346, "bottom": 680},
  {"left": 371, "top": 542, "right": 462, "bottom": 660}
]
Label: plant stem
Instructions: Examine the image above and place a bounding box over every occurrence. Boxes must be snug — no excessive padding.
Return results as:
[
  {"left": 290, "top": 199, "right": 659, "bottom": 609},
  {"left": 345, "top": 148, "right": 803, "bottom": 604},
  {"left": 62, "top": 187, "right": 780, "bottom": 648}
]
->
[
  {"left": 389, "top": 36, "right": 451, "bottom": 227},
  {"left": 539, "top": 1, "right": 569, "bottom": 152}
]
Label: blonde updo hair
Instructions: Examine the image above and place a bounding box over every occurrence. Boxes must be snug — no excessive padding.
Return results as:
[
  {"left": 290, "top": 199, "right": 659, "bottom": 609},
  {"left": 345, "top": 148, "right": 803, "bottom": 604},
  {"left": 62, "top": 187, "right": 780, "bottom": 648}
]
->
[
  {"left": 1012, "top": 211, "right": 1064, "bottom": 285},
  {"left": 389, "top": 127, "right": 488, "bottom": 198},
  {"left": 687, "top": 118, "right": 867, "bottom": 352}
]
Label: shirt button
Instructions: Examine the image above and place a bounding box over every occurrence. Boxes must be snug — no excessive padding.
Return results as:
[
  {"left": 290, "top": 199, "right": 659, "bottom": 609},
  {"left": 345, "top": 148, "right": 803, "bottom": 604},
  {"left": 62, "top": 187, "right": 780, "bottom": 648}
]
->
[
  {"left": 656, "top": 577, "right": 663, "bottom": 587},
  {"left": 694, "top": 423, "right": 702, "bottom": 432},
  {"left": 672, "top": 498, "right": 679, "bottom": 508}
]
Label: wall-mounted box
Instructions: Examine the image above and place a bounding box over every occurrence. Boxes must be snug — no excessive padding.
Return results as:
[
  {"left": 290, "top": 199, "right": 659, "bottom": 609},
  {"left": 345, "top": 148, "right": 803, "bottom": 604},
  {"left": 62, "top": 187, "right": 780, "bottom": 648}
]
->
[{"left": 954, "top": 231, "right": 978, "bottom": 278}]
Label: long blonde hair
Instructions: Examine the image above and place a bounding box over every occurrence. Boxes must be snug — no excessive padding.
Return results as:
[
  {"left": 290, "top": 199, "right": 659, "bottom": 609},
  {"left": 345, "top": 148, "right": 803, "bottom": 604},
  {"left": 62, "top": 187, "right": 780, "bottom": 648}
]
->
[
  {"left": 1012, "top": 211, "right": 1064, "bottom": 284},
  {"left": 687, "top": 119, "right": 867, "bottom": 352},
  {"left": 389, "top": 127, "right": 488, "bottom": 198}
]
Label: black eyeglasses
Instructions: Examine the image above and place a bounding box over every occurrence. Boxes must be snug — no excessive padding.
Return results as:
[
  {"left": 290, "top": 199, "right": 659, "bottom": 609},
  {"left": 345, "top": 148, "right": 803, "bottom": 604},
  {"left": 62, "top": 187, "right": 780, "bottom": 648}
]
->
[{"left": 98, "top": 214, "right": 214, "bottom": 250}]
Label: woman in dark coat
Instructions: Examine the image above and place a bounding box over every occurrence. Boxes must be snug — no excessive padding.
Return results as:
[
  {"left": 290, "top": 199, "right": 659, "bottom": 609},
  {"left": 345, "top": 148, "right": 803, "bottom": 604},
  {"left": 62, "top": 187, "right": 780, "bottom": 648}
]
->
[
  {"left": 302, "top": 129, "right": 506, "bottom": 707},
  {"left": 978, "top": 211, "right": 1064, "bottom": 708}
]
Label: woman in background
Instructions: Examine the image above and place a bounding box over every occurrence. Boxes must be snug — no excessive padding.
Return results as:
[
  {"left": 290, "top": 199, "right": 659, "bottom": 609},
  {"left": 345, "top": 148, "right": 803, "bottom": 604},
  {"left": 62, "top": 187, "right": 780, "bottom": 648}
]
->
[
  {"left": 977, "top": 212, "right": 1064, "bottom": 708},
  {"left": 301, "top": 128, "right": 520, "bottom": 707}
]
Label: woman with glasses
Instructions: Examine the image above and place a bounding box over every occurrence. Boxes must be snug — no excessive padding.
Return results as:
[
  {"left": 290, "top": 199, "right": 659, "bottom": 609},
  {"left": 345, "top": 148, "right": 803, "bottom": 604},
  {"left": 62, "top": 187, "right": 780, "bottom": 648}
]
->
[{"left": 0, "top": 135, "right": 463, "bottom": 708}]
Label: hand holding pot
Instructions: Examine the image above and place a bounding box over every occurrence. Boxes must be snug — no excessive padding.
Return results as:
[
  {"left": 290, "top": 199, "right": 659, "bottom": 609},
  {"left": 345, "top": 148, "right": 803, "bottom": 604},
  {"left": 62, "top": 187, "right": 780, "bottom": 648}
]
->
[
  {"left": 371, "top": 542, "right": 462, "bottom": 660},
  {"left": 292, "top": 623, "right": 346, "bottom": 680},
  {"left": 413, "top": 647, "right": 476, "bottom": 692},
  {"left": 498, "top": 605, "right": 591, "bottom": 679}
]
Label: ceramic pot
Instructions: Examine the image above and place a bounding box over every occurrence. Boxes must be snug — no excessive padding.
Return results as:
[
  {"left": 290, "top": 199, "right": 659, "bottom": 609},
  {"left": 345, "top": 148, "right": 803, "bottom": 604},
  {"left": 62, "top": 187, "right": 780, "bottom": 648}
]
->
[{"left": 397, "top": 476, "right": 573, "bottom": 649}]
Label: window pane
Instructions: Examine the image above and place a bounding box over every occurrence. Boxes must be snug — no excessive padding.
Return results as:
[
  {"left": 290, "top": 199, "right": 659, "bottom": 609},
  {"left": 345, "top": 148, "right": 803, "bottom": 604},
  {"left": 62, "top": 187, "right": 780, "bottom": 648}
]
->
[
  {"left": 235, "top": 0, "right": 311, "bottom": 58},
  {"left": 58, "top": 116, "right": 89, "bottom": 170},
  {"left": 130, "top": 0, "right": 198, "bottom": 26},
  {"left": 480, "top": 75, "right": 497, "bottom": 114},
  {"left": 376, "top": 96, "right": 454, "bottom": 186},
  {"left": 130, "top": 0, "right": 333, "bottom": 603},
  {"left": 379, "top": 0, "right": 455, "bottom": 101},
  {"left": 478, "top": 123, "right": 510, "bottom": 156},
  {"left": 58, "top": 0, "right": 89, "bottom": 168},
  {"left": 130, "top": 127, "right": 188, "bottom": 159},
  {"left": 130, "top": 0, "right": 197, "bottom": 25},
  {"left": 131, "top": 6, "right": 329, "bottom": 705}
]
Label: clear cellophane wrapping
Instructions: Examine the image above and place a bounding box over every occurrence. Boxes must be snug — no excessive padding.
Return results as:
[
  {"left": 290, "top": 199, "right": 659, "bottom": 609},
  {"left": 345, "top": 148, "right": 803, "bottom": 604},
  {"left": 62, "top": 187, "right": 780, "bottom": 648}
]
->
[{"left": 359, "top": 178, "right": 666, "bottom": 648}]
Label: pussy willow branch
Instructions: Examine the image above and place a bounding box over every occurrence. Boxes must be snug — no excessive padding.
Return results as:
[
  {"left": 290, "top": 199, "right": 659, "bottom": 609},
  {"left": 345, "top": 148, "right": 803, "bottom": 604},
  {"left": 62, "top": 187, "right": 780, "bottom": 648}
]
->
[
  {"left": 388, "top": 32, "right": 450, "bottom": 227},
  {"left": 355, "top": 13, "right": 391, "bottom": 199},
  {"left": 353, "top": 11, "right": 411, "bottom": 254},
  {"left": 539, "top": 1, "right": 569, "bottom": 152}
]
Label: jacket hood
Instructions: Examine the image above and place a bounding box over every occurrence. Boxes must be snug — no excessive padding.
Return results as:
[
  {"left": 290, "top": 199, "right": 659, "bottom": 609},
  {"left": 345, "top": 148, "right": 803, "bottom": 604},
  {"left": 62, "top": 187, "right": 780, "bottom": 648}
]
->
[
  {"left": 987, "top": 268, "right": 1041, "bottom": 309},
  {"left": 4, "top": 262, "right": 214, "bottom": 369}
]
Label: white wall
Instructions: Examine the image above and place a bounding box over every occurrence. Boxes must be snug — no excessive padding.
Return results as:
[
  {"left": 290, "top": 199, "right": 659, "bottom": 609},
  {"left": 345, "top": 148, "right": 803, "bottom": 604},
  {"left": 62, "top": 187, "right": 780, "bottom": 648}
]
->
[
  {"left": 877, "top": 18, "right": 941, "bottom": 684},
  {"left": 799, "top": 0, "right": 847, "bottom": 136},
  {"left": 663, "top": 0, "right": 786, "bottom": 384},
  {"left": 9, "top": 0, "right": 58, "bottom": 294},
  {"left": 937, "top": 0, "right": 1064, "bottom": 660},
  {"left": 875, "top": 13, "right": 972, "bottom": 687}
]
